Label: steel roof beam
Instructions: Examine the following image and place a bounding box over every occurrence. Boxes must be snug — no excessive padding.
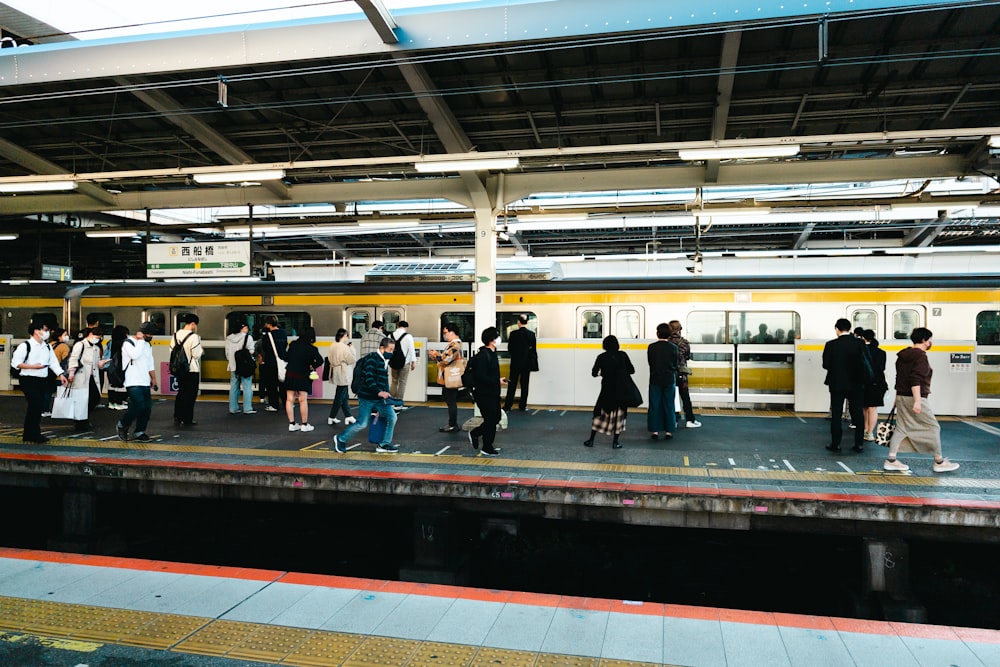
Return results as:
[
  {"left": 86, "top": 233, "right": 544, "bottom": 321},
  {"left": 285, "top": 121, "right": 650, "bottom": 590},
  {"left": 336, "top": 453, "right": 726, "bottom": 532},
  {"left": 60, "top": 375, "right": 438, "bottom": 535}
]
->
[
  {"left": 355, "top": 0, "right": 399, "bottom": 44},
  {"left": 0, "top": 135, "right": 116, "bottom": 206},
  {"left": 705, "top": 30, "right": 742, "bottom": 184}
]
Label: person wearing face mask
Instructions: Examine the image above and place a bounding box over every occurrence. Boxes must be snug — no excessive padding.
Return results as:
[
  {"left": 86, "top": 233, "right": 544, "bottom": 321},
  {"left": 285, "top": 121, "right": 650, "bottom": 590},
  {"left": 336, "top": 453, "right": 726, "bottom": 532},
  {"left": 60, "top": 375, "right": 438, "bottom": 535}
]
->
[
  {"left": 883, "top": 327, "right": 959, "bottom": 474},
  {"left": 333, "top": 337, "right": 398, "bottom": 454},
  {"left": 116, "top": 322, "right": 160, "bottom": 443},
  {"left": 68, "top": 326, "right": 110, "bottom": 431},
  {"left": 465, "top": 327, "right": 507, "bottom": 458},
  {"left": 104, "top": 326, "right": 130, "bottom": 410},
  {"left": 11, "top": 322, "right": 69, "bottom": 444}
]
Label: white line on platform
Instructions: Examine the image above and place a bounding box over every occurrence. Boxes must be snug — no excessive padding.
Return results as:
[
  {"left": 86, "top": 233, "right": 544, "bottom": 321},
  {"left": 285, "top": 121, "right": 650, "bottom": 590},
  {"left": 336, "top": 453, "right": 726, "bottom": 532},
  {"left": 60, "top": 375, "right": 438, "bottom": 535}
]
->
[
  {"left": 783, "top": 459, "right": 796, "bottom": 471},
  {"left": 346, "top": 443, "right": 362, "bottom": 451},
  {"left": 961, "top": 419, "right": 1000, "bottom": 437},
  {"left": 837, "top": 461, "right": 854, "bottom": 473},
  {"left": 435, "top": 446, "right": 451, "bottom": 456},
  {"left": 796, "top": 416, "right": 807, "bottom": 423},
  {"left": 559, "top": 410, "right": 567, "bottom": 416},
  {"left": 728, "top": 458, "right": 736, "bottom": 466},
  {"left": 98, "top": 435, "right": 118, "bottom": 441}
]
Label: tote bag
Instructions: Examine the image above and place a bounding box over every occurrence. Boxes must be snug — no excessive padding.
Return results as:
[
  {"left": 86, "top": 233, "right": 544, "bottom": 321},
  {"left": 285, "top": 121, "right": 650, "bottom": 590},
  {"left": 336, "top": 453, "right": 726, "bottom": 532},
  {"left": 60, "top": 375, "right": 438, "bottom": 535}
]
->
[
  {"left": 443, "top": 356, "right": 467, "bottom": 389},
  {"left": 875, "top": 406, "right": 896, "bottom": 447},
  {"left": 51, "top": 386, "right": 77, "bottom": 420},
  {"left": 268, "top": 333, "right": 288, "bottom": 382}
]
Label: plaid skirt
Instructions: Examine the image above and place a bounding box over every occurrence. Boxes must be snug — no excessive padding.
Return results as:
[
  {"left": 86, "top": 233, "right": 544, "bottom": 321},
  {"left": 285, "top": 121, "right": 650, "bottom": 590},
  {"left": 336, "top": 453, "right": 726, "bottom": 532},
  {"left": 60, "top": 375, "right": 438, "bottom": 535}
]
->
[{"left": 592, "top": 407, "right": 627, "bottom": 435}]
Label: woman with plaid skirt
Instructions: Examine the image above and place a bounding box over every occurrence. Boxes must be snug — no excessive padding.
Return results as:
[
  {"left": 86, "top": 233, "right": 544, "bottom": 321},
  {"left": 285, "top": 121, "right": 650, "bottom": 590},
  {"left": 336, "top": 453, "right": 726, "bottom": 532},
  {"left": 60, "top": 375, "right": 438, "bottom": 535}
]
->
[{"left": 584, "top": 335, "right": 635, "bottom": 449}]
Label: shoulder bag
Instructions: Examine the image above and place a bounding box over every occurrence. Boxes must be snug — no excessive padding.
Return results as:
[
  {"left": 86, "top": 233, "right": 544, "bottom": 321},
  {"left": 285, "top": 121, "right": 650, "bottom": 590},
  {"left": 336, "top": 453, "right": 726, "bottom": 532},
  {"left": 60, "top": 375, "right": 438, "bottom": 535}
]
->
[
  {"left": 268, "top": 332, "right": 288, "bottom": 382},
  {"left": 875, "top": 406, "right": 896, "bottom": 447},
  {"left": 443, "top": 354, "right": 467, "bottom": 389}
]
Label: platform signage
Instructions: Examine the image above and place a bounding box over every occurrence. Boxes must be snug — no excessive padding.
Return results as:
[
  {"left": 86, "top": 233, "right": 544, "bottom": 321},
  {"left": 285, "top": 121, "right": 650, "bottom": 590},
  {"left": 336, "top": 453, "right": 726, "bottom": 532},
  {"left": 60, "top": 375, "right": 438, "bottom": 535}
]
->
[
  {"left": 39, "top": 264, "right": 72, "bottom": 281},
  {"left": 147, "top": 241, "right": 250, "bottom": 278}
]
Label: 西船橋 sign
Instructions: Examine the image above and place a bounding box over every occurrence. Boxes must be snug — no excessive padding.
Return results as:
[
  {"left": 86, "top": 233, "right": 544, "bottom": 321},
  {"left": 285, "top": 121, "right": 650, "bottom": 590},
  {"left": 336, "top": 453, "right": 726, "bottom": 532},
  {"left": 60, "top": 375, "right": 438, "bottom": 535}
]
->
[{"left": 147, "top": 241, "right": 251, "bottom": 278}]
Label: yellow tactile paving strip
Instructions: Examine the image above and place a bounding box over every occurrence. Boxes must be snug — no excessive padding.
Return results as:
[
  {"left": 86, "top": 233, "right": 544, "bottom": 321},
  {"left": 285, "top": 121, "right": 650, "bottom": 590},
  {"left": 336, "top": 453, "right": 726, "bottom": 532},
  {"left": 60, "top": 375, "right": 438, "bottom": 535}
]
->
[{"left": 0, "top": 596, "right": 668, "bottom": 667}]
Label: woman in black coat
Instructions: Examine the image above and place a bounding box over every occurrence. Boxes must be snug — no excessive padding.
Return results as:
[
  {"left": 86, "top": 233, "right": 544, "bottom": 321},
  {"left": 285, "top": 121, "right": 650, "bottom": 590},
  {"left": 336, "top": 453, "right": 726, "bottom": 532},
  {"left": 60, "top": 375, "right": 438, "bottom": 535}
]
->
[
  {"left": 467, "top": 326, "right": 507, "bottom": 457},
  {"left": 284, "top": 326, "right": 324, "bottom": 433},
  {"left": 585, "top": 335, "right": 635, "bottom": 449},
  {"left": 861, "top": 329, "right": 889, "bottom": 442}
]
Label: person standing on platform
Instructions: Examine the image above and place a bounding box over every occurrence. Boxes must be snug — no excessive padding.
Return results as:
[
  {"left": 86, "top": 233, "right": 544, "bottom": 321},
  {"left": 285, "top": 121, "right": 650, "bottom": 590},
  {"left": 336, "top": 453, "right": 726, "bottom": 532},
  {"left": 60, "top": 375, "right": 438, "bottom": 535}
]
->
[
  {"left": 647, "top": 323, "right": 679, "bottom": 441},
  {"left": 883, "top": 328, "right": 959, "bottom": 473},
  {"left": 334, "top": 337, "right": 398, "bottom": 454},
  {"left": 466, "top": 327, "right": 506, "bottom": 457},
  {"left": 104, "top": 325, "right": 129, "bottom": 410},
  {"left": 861, "top": 329, "right": 888, "bottom": 442},
  {"left": 67, "top": 326, "right": 108, "bottom": 431},
  {"left": 823, "top": 317, "right": 867, "bottom": 453},
  {"left": 430, "top": 323, "right": 464, "bottom": 433},
  {"left": 170, "top": 314, "right": 203, "bottom": 427},
  {"left": 360, "top": 320, "right": 385, "bottom": 357},
  {"left": 584, "top": 334, "right": 634, "bottom": 449},
  {"left": 258, "top": 316, "right": 287, "bottom": 412},
  {"left": 503, "top": 314, "right": 538, "bottom": 413},
  {"left": 284, "top": 326, "right": 324, "bottom": 433},
  {"left": 116, "top": 322, "right": 159, "bottom": 442},
  {"left": 225, "top": 321, "right": 256, "bottom": 414},
  {"left": 326, "top": 328, "right": 357, "bottom": 426},
  {"left": 389, "top": 320, "right": 416, "bottom": 410},
  {"left": 668, "top": 320, "right": 701, "bottom": 428},
  {"left": 11, "top": 323, "right": 69, "bottom": 444},
  {"left": 45, "top": 328, "right": 71, "bottom": 417}
]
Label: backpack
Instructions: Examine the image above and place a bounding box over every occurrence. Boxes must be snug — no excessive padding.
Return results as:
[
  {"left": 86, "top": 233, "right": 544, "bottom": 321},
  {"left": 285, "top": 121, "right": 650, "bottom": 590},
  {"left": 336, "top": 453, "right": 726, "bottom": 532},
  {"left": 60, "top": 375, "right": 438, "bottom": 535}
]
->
[
  {"left": 107, "top": 339, "right": 134, "bottom": 388},
  {"left": 169, "top": 331, "right": 195, "bottom": 376},
  {"left": 234, "top": 334, "right": 256, "bottom": 378},
  {"left": 461, "top": 352, "right": 477, "bottom": 389},
  {"left": 10, "top": 341, "right": 28, "bottom": 379},
  {"left": 351, "top": 354, "right": 370, "bottom": 395},
  {"left": 388, "top": 332, "right": 409, "bottom": 370}
]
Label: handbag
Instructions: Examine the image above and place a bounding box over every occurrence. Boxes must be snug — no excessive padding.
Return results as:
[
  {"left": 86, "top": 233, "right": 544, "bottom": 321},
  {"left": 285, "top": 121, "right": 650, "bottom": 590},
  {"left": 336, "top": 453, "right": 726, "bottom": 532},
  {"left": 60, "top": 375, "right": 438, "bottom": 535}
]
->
[
  {"left": 268, "top": 332, "right": 287, "bottom": 383},
  {"left": 443, "top": 356, "right": 467, "bottom": 389},
  {"left": 51, "top": 386, "right": 77, "bottom": 420},
  {"left": 875, "top": 406, "right": 896, "bottom": 447},
  {"left": 677, "top": 362, "right": 692, "bottom": 375},
  {"left": 619, "top": 373, "right": 643, "bottom": 408}
]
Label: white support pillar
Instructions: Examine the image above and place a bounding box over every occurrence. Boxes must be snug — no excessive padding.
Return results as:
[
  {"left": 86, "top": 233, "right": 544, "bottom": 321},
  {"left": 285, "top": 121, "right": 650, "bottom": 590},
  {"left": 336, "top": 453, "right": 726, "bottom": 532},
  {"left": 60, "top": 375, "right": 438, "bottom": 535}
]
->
[{"left": 472, "top": 206, "right": 498, "bottom": 341}]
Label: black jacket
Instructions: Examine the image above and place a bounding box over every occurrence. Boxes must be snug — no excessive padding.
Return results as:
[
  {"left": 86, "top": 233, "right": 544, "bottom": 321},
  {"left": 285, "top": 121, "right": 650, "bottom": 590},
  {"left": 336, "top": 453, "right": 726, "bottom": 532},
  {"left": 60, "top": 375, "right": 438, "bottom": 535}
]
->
[
  {"left": 468, "top": 346, "right": 502, "bottom": 405},
  {"left": 592, "top": 350, "right": 635, "bottom": 410},
  {"left": 822, "top": 333, "right": 866, "bottom": 391},
  {"left": 647, "top": 339, "right": 679, "bottom": 387},
  {"left": 507, "top": 326, "right": 539, "bottom": 371}
]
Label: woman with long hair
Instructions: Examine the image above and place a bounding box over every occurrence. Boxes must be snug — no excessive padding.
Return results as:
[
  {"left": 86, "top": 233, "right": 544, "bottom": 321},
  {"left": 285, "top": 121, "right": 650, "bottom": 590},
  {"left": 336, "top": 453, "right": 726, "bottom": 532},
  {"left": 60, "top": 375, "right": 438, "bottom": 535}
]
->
[
  {"left": 284, "top": 326, "right": 323, "bottom": 433},
  {"left": 861, "top": 328, "right": 888, "bottom": 441},
  {"left": 326, "top": 328, "right": 357, "bottom": 425}
]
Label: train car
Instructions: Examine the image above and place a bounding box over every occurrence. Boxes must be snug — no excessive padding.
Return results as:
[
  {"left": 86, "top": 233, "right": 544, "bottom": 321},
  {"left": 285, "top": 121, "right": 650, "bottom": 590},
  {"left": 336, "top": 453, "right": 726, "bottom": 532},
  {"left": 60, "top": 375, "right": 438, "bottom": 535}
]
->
[{"left": 1, "top": 254, "right": 998, "bottom": 412}]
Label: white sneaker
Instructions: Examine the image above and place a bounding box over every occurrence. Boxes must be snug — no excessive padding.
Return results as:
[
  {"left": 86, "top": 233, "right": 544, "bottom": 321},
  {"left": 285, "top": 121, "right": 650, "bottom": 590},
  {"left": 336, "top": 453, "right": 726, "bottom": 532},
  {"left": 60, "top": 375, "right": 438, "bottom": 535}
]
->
[
  {"left": 686, "top": 420, "right": 702, "bottom": 428},
  {"left": 264, "top": 405, "right": 279, "bottom": 412},
  {"left": 344, "top": 416, "right": 357, "bottom": 425},
  {"left": 300, "top": 423, "right": 315, "bottom": 432},
  {"left": 883, "top": 459, "right": 909, "bottom": 472},
  {"left": 288, "top": 423, "right": 300, "bottom": 432},
  {"left": 932, "top": 459, "right": 959, "bottom": 473},
  {"left": 328, "top": 417, "right": 341, "bottom": 425}
]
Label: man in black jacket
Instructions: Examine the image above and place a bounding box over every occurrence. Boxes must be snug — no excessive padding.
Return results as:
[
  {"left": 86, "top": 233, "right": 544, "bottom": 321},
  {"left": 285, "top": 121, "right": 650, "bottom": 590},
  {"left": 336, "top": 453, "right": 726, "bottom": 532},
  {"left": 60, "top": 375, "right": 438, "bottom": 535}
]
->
[
  {"left": 503, "top": 315, "right": 538, "bottom": 412},
  {"left": 468, "top": 327, "right": 508, "bottom": 457},
  {"left": 258, "top": 316, "right": 287, "bottom": 411},
  {"left": 822, "top": 318, "right": 867, "bottom": 453}
]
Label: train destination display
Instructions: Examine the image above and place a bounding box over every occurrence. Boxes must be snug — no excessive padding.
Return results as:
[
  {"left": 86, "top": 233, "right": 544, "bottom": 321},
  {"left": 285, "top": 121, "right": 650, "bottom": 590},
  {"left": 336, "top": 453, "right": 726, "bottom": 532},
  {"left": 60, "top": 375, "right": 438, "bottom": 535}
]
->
[{"left": 147, "top": 242, "right": 251, "bottom": 278}]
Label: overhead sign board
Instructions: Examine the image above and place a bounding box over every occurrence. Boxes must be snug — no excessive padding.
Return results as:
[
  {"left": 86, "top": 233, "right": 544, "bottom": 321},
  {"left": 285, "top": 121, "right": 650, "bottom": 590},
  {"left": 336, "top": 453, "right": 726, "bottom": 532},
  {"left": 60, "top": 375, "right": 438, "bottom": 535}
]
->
[
  {"left": 39, "top": 264, "right": 73, "bottom": 281},
  {"left": 147, "top": 241, "right": 251, "bottom": 278}
]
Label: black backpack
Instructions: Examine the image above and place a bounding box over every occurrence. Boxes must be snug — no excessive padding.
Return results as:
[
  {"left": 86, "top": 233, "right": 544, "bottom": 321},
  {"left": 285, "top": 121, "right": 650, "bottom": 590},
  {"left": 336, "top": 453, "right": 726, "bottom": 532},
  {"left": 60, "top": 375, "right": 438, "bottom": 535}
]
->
[
  {"left": 461, "top": 351, "right": 477, "bottom": 389},
  {"left": 10, "top": 341, "right": 28, "bottom": 379},
  {"left": 388, "top": 332, "right": 409, "bottom": 370},
  {"left": 169, "top": 331, "right": 194, "bottom": 376},
  {"left": 107, "top": 339, "right": 134, "bottom": 388},
  {"left": 351, "top": 354, "right": 370, "bottom": 395},
  {"left": 234, "top": 334, "right": 256, "bottom": 378}
]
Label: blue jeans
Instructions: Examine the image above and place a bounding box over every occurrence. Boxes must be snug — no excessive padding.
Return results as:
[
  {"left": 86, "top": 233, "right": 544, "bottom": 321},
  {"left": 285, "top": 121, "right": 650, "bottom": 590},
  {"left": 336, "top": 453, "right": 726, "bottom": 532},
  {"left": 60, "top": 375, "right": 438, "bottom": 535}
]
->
[
  {"left": 647, "top": 383, "right": 677, "bottom": 435},
  {"left": 120, "top": 386, "right": 152, "bottom": 434},
  {"left": 339, "top": 396, "right": 396, "bottom": 446},
  {"left": 229, "top": 372, "right": 253, "bottom": 412}
]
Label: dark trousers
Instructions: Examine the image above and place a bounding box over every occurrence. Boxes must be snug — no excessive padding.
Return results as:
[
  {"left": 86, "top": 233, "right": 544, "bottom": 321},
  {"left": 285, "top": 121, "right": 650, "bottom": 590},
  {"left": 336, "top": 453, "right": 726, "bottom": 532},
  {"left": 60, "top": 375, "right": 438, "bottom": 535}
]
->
[
  {"left": 20, "top": 375, "right": 49, "bottom": 441},
  {"left": 471, "top": 393, "right": 501, "bottom": 451},
  {"left": 121, "top": 385, "right": 152, "bottom": 434},
  {"left": 677, "top": 373, "right": 696, "bottom": 422},
  {"left": 174, "top": 372, "right": 199, "bottom": 423},
  {"left": 830, "top": 387, "right": 864, "bottom": 449},
  {"left": 328, "top": 385, "right": 352, "bottom": 419},
  {"left": 442, "top": 387, "right": 459, "bottom": 427},
  {"left": 503, "top": 364, "right": 530, "bottom": 411},
  {"left": 259, "top": 362, "right": 283, "bottom": 407}
]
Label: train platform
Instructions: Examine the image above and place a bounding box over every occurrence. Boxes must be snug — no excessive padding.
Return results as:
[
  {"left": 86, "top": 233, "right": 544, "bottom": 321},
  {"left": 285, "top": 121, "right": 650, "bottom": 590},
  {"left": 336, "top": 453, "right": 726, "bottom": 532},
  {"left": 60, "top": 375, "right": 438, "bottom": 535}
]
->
[
  {"left": 1, "top": 394, "right": 999, "bottom": 533},
  {"left": 1, "top": 547, "right": 999, "bottom": 667}
]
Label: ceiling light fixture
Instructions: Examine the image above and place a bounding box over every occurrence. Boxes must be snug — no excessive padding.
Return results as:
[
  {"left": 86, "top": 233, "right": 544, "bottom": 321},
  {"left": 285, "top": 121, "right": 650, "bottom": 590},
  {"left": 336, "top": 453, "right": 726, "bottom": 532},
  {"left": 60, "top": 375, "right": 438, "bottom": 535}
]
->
[
  {"left": 678, "top": 145, "right": 800, "bottom": 161},
  {"left": 192, "top": 169, "right": 285, "bottom": 184},
  {"left": 414, "top": 158, "right": 519, "bottom": 173},
  {"left": 0, "top": 233, "right": 19, "bottom": 240},
  {"left": 0, "top": 180, "right": 78, "bottom": 193},
  {"left": 86, "top": 230, "right": 138, "bottom": 238},
  {"left": 989, "top": 136, "right": 1000, "bottom": 148}
]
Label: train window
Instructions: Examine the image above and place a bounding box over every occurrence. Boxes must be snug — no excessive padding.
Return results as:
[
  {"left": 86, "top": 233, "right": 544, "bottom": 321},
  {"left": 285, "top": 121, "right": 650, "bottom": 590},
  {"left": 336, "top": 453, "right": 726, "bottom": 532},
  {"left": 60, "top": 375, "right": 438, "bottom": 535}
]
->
[
  {"left": 227, "top": 311, "right": 312, "bottom": 338},
  {"left": 580, "top": 310, "right": 604, "bottom": 339},
  {"left": 175, "top": 311, "right": 194, "bottom": 332},
  {"left": 381, "top": 311, "right": 402, "bottom": 334},
  {"left": 616, "top": 310, "right": 641, "bottom": 339},
  {"left": 688, "top": 311, "right": 800, "bottom": 344},
  {"left": 144, "top": 311, "right": 166, "bottom": 336},
  {"left": 852, "top": 309, "right": 878, "bottom": 334},
  {"left": 441, "top": 312, "right": 475, "bottom": 343},
  {"left": 30, "top": 312, "right": 59, "bottom": 331},
  {"left": 498, "top": 312, "right": 537, "bottom": 341},
  {"left": 350, "top": 312, "right": 369, "bottom": 339},
  {"left": 976, "top": 311, "right": 1000, "bottom": 345},
  {"left": 85, "top": 312, "right": 115, "bottom": 333},
  {"left": 891, "top": 309, "right": 920, "bottom": 340},
  {"left": 687, "top": 312, "right": 726, "bottom": 344}
]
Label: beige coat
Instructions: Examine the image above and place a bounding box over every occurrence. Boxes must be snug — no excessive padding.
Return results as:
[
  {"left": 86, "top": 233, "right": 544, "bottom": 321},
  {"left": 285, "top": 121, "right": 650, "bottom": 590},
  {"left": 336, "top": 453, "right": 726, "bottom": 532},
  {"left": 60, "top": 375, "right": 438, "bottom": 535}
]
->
[
  {"left": 326, "top": 339, "right": 357, "bottom": 386},
  {"left": 68, "top": 339, "right": 103, "bottom": 390}
]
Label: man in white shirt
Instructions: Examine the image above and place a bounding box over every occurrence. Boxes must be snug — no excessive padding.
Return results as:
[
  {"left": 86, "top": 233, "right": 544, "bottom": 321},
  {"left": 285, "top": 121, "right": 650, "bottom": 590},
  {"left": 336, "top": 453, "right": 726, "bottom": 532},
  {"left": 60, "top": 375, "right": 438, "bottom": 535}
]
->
[
  {"left": 11, "top": 322, "right": 68, "bottom": 444},
  {"left": 389, "top": 320, "right": 416, "bottom": 409},
  {"left": 170, "top": 314, "right": 203, "bottom": 426},
  {"left": 117, "top": 322, "right": 159, "bottom": 443}
]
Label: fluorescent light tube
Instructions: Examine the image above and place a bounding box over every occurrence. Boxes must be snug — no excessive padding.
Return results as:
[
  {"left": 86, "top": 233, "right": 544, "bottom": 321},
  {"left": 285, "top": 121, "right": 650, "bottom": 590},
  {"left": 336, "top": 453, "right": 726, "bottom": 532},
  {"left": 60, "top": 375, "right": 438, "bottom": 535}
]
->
[
  {"left": 414, "top": 158, "right": 519, "bottom": 173},
  {"left": 0, "top": 233, "right": 19, "bottom": 240},
  {"left": 86, "top": 230, "right": 139, "bottom": 238},
  {"left": 989, "top": 135, "right": 1000, "bottom": 148},
  {"left": 679, "top": 145, "right": 800, "bottom": 160},
  {"left": 192, "top": 169, "right": 285, "bottom": 184},
  {"left": 0, "top": 180, "right": 78, "bottom": 193}
]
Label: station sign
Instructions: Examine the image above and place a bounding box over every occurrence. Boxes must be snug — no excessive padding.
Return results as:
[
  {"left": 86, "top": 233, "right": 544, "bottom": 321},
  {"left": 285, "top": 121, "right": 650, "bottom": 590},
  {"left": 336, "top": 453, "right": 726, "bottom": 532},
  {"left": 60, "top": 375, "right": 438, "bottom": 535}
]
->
[
  {"left": 39, "top": 264, "right": 72, "bottom": 281},
  {"left": 147, "top": 241, "right": 251, "bottom": 278}
]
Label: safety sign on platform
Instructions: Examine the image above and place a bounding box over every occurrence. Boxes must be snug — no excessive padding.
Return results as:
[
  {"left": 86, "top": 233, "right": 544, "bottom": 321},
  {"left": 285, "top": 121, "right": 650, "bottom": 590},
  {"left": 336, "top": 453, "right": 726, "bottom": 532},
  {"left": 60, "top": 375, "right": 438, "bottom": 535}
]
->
[{"left": 147, "top": 241, "right": 250, "bottom": 278}]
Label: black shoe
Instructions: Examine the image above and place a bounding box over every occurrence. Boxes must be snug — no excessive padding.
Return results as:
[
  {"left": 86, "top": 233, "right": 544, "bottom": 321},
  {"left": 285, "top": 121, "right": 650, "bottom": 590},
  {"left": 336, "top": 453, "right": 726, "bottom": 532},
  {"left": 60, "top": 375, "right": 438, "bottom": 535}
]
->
[
  {"left": 468, "top": 431, "right": 480, "bottom": 451},
  {"left": 664, "top": 432, "right": 673, "bottom": 440},
  {"left": 133, "top": 432, "right": 151, "bottom": 442},
  {"left": 439, "top": 425, "right": 458, "bottom": 433},
  {"left": 480, "top": 447, "right": 501, "bottom": 457},
  {"left": 825, "top": 444, "right": 841, "bottom": 453},
  {"left": 613, "top": 441, "right": 623, "bottom": 449},
  {"left": 650, "top": 433, "right": 658, "bottom": 440},
  {"left": 852, "top": 445, "right": 864, "bottom": 453},
  {"left": 23, "top": 436, "right": 48, "bottom": 444},
  {"left": 517, "top": 407, "right": 527, "bottom": 412},
  {"left": 583, "top": 439, "right": 594, "bottom": 447},
  {"left": 116, "top": 424, "right": 128, "bottom": 442}
]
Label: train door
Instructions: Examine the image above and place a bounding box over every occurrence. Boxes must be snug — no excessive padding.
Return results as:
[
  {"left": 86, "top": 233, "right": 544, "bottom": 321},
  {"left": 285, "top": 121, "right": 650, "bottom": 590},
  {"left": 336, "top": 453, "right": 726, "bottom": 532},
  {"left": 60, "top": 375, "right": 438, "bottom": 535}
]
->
[
  {"left": 576, "top": 306, "right": 645, "bottom": 340},
  {"left": 848, "top": 304, "right": 926, "bottom": 341},
  {"left": 346, "top": 307, "right": 405, "bottom": 339}
]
